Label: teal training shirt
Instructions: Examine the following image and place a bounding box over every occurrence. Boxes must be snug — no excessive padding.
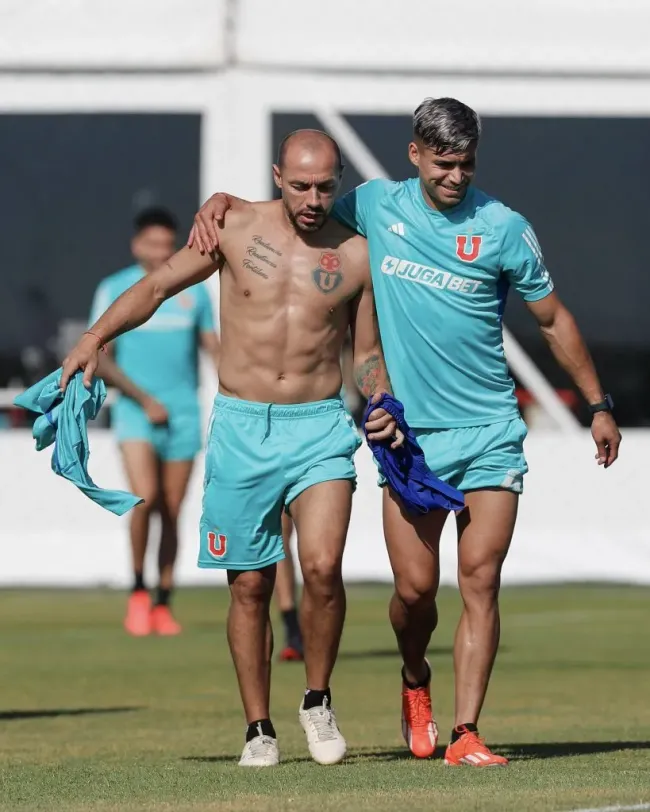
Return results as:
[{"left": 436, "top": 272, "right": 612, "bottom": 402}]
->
[
  {"left": 89, "top": 265, "right": 216, "bottom": 409},
  {"left": 14, "top": 369, "right": 143, "bottom": 516},
  {"left": 333, "top": 179, "right": 554, "bottom": 428}
]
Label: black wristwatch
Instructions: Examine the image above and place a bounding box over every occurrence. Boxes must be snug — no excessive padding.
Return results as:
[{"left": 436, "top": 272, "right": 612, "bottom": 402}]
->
[{"left": 588, "top": 394, "right": 614, "bottom": 415}]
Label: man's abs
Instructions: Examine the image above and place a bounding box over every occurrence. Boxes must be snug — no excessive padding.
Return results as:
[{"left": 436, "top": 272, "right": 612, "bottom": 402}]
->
[
  {"left": 218, "top": 351, "right": 344, "bottom": 404},
  {"left": 217, "top": 203, "right": 365, "bottom": 404}
]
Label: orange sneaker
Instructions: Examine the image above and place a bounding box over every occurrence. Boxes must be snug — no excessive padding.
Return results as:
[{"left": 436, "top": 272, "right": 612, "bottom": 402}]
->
[
  {"left": 150, "top": 605, "right": 182, "bottom": 636},
  {"left": 444, "top": 727, "right": 508, "bottom": 767},
  {"left": 278, "top": 645, "right": 303, "bottom": 662},
  {"left": 401, "top": 661, "right": 438, "bottom": 758},
  {"left": 124, "top": 590, "right": 152, "bottom": 637}
]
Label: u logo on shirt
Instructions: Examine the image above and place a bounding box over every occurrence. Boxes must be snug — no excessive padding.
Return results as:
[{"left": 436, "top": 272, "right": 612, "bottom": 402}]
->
[{"left": 456, "top": 235, "right": 482, "bottom": 263}]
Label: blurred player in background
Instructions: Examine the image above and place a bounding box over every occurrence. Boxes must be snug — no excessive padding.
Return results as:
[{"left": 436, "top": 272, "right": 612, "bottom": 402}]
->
[
  {"left": 189, "top": 98, "right": 621, "bottom": 768},
  {"left": 275, "top": 515, "right": 303, "bottom": 661},
  {"left": 89, "top": 208, "right": 220, "bottom": 637}
]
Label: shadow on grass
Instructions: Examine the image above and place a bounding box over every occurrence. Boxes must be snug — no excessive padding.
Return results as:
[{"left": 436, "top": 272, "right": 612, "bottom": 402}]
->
[
  {"left": 184, "top": 740, "right": 650, "bottom": 766},
  {"left": 0, "top": 706, "right": 144, "bottom": 721},
  {"left": 497, "top": 740, "right": 650, "bottom": 760},
  {"left": 350, "top": 740, "right": 650, "bottom": 762},
  {"left": 183, "top": 748, "right": 427, "bottom": 766}
]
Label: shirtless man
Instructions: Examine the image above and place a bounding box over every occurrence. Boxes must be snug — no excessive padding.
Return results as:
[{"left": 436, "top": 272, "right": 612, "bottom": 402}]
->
[{"left": 60, "top": 130, "right": 399, "bottom": 768}]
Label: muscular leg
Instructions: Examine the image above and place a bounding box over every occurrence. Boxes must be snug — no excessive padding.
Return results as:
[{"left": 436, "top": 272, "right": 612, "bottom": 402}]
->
[
  {"left": 292, "top": 480, "right": 352, "bottom": 692},
  {"left": 227, "top": 567, "right": 276, "bottom": 723},
  {"left": 292, "top": 479, "right": 351, "bottom": 765},
  {"left": 384, "top": 486, "right": 449, "bottom": 758},
  {"left": 158, "top": 458, "right": 194, "bottom": 591},
  {"left": 119, "top": 442, "right": 160, "bottom": 586},
  {"left": 454, "top": 488, "right": 518, "bottom": 726},
  {"left": 384, "top": 487, "right": 449, "bottom": 684}
]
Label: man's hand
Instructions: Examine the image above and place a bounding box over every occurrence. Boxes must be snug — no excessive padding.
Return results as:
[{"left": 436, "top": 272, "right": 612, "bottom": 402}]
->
[
  {"left": 187, "top": 193, "right": 231, "bottom": 254},
  {"left": 60, "top": 333, "right": 102, "bottom": 392},
  {"left": 142, "top": 397, "right": 168, "bottom": 426},
  {"left": 592, "top": 412, "right": 621, "bottom": 468},
  {"left": 365, "top": 393, "right": 405, "bottom": 449}
]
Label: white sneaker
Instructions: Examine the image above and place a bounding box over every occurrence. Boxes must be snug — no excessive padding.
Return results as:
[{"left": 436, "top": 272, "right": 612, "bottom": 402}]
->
[
  {"left": 299, "top": 697, "right": 347, "bottom": 765},
  {"left": 238, "top": 734, "right": 280, "bottom": 767}
]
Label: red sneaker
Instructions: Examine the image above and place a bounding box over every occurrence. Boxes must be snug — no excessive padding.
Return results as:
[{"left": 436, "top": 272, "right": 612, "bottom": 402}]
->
[
  {"left": 278, "top": 645, "right": 303, "bottom": 662},
  {"left": 150, "top": 605, "right": 182, "bottom": 636},
  {"left": 401, "top": 662, "right": 438, "bottom": 759},
  {"left": 124, "top": 590, "right": 152, "bottom": 637},
  {"left": 444, "top": 728, "right": 508, "bottom": 767}
]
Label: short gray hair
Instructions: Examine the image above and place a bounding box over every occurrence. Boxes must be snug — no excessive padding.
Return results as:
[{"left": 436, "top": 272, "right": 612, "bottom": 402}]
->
[{"left": 413, "top": 97, "right": 481, "bottom": 154}]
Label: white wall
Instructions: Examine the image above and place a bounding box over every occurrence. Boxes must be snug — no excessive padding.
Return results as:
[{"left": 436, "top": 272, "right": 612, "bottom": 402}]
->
[
  {"left": 235, "top": 0, "right": 650, "bottom": 75},
  {"left": 1, "top": 426, "right": 647, "bottom": 587},
  {"left": 0, "top": 0, "right": 228, "bottom": 69},
  {"left": 5, "top": 1, "right": 650, "bottom": 75}
]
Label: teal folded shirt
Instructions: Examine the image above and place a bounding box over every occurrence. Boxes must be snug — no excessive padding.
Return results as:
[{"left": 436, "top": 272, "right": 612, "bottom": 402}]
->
[{"left": 14, "top": 368, "right": 143, "bottom": 516}]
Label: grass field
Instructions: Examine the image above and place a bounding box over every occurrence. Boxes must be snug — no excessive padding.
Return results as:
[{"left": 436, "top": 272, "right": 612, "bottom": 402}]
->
[{"left": 0, "top": 585, "right": 649, "bottom": 812}]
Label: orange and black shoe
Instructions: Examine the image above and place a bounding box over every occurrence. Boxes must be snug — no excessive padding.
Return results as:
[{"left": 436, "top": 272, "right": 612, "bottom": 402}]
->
[
  {"left": 444, "top": 724, "right": 508, "bottom": 767},
  {"left": 279, "top": 609, "right": 304, "bottom": 662},
  {"left": 401, "top": 659, "right": 438, "bottom": 759}
]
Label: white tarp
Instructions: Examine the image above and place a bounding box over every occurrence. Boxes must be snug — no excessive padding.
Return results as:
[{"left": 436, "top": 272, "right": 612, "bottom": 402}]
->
[
  {"left": 0, "top": 0, "right": 228, "bottom": 69},
  {"left": 3, "top": 0, "right": 650, "bottom": 75},
  {"left": 234, "top": 0, "right": 650, "bottom": 75},
  {"left": 0, "top": 428, "right": 647, "bottom": 587}
]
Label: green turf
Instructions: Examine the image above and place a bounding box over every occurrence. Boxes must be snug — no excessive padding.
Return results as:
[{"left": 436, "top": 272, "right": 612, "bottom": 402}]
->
[{"left": 0, "top": 585, "right": 649, "bottom": 811}]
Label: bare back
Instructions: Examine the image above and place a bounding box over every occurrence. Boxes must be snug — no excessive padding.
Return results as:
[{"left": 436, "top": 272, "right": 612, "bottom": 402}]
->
[{"left": 216, "top": 201, "right": 369, "bottom": 403}]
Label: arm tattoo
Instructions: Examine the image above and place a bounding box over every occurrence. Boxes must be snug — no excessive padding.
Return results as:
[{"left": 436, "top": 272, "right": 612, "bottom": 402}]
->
[{"left": 354, "top": 353, "right": 382, "bottom": 398}]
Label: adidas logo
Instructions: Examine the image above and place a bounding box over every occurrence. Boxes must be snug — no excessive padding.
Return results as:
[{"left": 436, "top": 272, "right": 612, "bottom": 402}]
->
[{"left": 388, "top": 223, "right": 405, "bottom": 236}]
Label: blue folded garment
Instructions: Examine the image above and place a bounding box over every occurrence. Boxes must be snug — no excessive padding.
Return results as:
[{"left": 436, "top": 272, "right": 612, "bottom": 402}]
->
[
  {"left": 363, "top": 393, "right": 465, "bottom": 515},
  {"left": 14, "top": 368, "right": 143, "bottom": 516}
]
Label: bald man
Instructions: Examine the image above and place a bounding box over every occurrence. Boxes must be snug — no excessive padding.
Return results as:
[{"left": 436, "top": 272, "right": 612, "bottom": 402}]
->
[{"left": 61, "top": 130, "right": 401, "bottom": 768}]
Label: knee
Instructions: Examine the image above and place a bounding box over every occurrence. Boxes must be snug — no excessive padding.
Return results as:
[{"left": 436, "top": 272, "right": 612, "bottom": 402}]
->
[
  {"left": 458, "top": 555, "right": 503, "bottom": 604},
  {"left": 301, "top": 554, "right": 342, "bottom": 595},
  {"left": 133, "top": 489, "right": 158, "bottom": 513},
  {"left": 394, "top": 569, "right": 438, "bottom": 611},
  {"left": 160, "top": 495, "right": 183, "bottom": 524},
  {"left": 230, "top": 571, "right": 273, "bottom": 608}
]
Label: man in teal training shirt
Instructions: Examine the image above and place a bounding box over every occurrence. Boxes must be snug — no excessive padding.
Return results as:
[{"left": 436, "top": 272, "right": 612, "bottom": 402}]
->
[
  {"left": 89, "top": 208, "right": 220, "bottom": 637},
  {"left": 187, "top": 97, "right": 621, "bottom": 766}
]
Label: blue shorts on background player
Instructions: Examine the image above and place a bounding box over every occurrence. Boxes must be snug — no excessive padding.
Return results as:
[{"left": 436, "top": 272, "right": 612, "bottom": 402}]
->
[{"left": 87, "top": 207, "right": 220, "bottom": 638}]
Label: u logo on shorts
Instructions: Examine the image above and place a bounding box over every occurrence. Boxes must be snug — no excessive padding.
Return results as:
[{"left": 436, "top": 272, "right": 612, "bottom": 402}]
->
[{"left": 207, "top": 531, "right": 227, "bottom": 558}]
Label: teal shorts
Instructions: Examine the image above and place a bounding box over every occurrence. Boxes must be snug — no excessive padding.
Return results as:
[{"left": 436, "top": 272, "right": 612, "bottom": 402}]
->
[
  {"left": 379, "top": 416, "right": 529, "bottom": 495},
  {"left": 113, "top": 396, "right": 202, "bottom": 462},
  {"left": 198, "top": 394, "right": 361, "bottom": 571}
]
